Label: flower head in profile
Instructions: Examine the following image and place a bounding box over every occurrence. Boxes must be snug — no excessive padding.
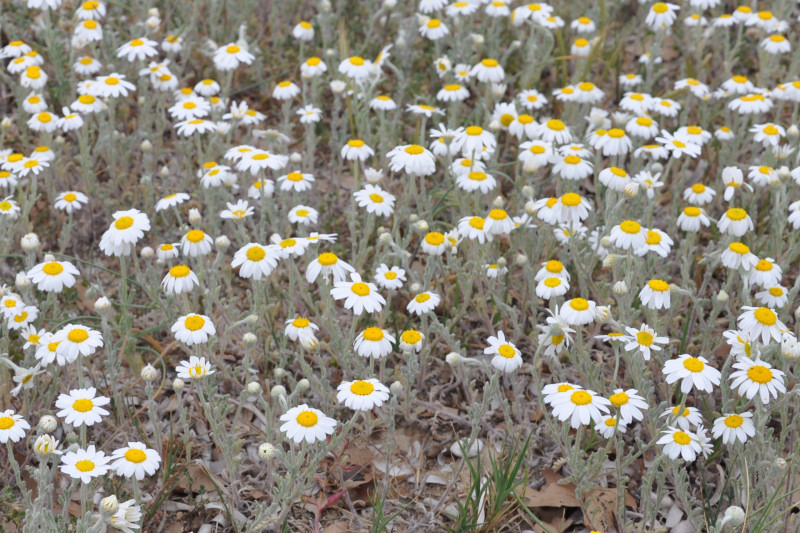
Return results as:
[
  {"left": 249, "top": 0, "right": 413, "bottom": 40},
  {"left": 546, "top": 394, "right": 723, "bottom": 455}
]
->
[{"left": 175, "top": 355, "right": 215, "bottom": 380}]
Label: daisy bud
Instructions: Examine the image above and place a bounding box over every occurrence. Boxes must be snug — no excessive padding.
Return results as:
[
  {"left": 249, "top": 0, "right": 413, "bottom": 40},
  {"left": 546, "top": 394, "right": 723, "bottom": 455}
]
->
[
  {"left": 330, "top": 80, "right": 347, "bottom": 94},
  {"left": 146, "top": 16, "right": 161, "bottom": 29},
  {"left": 324, "top": 48, "right": 335, "bottom": 57},
  {"left": 383, "top": 0, "right": 397, "bottom": 8},
  {"left": 497, "top": 257, "right": 507, "bottom": 268},
  {"left": 446, "top": 352, "right": 462, "bottom": 366},
  {"left": 94, "top": 296, "right": 112, "bottom": 315},
  {"left": 390, "top": 380, "right": 404, "bottom": 396},
  {"left": 414, "top": 220, "right": 429, "bottom": 232},
  {"left": 1, "top": 117, "right": 12, "bottom": 129},
  {"left": 137, "top": 97, "right": 146, "bottom": 106},
  {"left": 148, "top": 7, "right": 159, "bottom": 16},
  {"left": 600, "top": 237, "right": 612, "bottom": 248},
  {"left": 245, "top": 314, "right": 259, "bottom": 325},
  {"left": 290, "top": 152, "right": 303, "bottom": 164},
  {"left": 376, "top": 226, "right": 387, "bottom": 235},
  {"left": 471, "top": 33, "right": 485, "bottom": 46},
  {"left": 775, "top": 457, "right": 787, "bottom": 468},
  {"left": 159, "top": 165, "right": 170, "bottom": 178},
  {"left": 141, "top": 364, "right": 158, "bottom": 381},
  {"left": 296, "top": 378, "right": 310, "bottom": 392},
  {"left": 492, "top": 196, "right": 504, "bottom": 208},
  {"left": 651, "top": 163, "right": 664, "bottom": 174},
  {"left": 602, "top": 254, "right": 618, "bottom": 267},
  {"left": 514, "top": 254, "right": 527, "bottom": 266},
  {"left": 246, "top": 381, "right": 261, "bottom": 395},
  {"left": 595, "top": 305, "right": 611, "bottom": 322},
  {"left": 525, "top": 200, "right": 537, "bottom": 215},
  {"left": 409, "top": 214, "right": 419, "bottom": 223},
  {"left": 781, "top": 337, "right": 800, "bottom": 359},
  {"left": 140, "top": 246, "right": 154, "bottom": 259},
  {"left": 491, "top": 83, "right": 506, "bottom": 98},
  {"left": 270, "top": 385, "right": 287, "bottom": 398},
  {"left": 258, "top": 442, "right": 276, "bottom": 459},
  {"left": 409, "top": 282, "right": 421, "bottom": 293},
  {"left": 623, "top": 181, "right": 639, "bottom": 197},
  {"left": 613, "top": 281, "right": 628, "bottom": 294},
  {"left": 20, "top": 233, "right": 40, "bottom": 252},
  {"left": 779, "top": 166, "right": 791, "bottom": 179},
  {"left": 38, "top": 415, "right": 57, "bottom": 433},
  {"left": 215, "top": 235, "right": 231, "bottom": 250},
  {"left": 488, "top": 119, "right": 502, "bottom": 131},
  {"left": 44, "top": 253, "right": 55, "bottom": 262},
  {"left": 510, "top": 40, "right": 522, "bottom": 49},
  {"left": 269, "top": 233, "right": 281, "bottom": 244},
  {"left": 55, "top": 136, "right": 65, "bottom": 146},
  {"left": 140, "top": 139, "right": 153, "bottom": 152},
  {"left": 188, "top": 208, "right": 202, "bottom": 224},
  {"left": 33, "top": 434, "right": 58, "bottom": 456},
  {"left": 719, "top": 506, "right": 745, "bottom": 529},
  {"left": 364, "top": 167, "right": 383, "bottom": 183},
  {"left": 101, "top": 495, "right": 119, "bottom": 516},
  {"left": 320, "top": 0, "right": 331, "bottom": 12},
  {"left": 15, "top": 272, "right": 31, "bottom": 289},
  {"left": 716, "top": 290, "right": 729, "bottom": 303},
  {"left": 173, "top": 378, "right": 185, "bottom": 391},
  {"left": 417, "top": 14, "right": 430, "bottom": 25},
  {"left": 273, "top": 367, "right": 286, "bottom": 378},
  {"left": 521, "top": 186, "right": 534, "bottom": 199},
  {"left": 243, "top": 332, "right": 257, "bottom": 346},
  {"left": 788, "top": 125, "right": 799, "bottom": 137},
  {"left": 378, "top": 232, "right": 393, "bottom": 245}
]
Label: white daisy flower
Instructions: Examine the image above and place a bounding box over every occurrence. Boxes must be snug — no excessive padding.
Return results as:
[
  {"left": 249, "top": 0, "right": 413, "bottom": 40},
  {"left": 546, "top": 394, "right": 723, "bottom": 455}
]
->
[
  {"left": 110, "top": 442, "right": 162, "bottom": 480},
  {"left": 550, "top": 388, "right": 610, "bottom": 428},
  {"left": 712, "top": 412, "right": 755, "bottom": 444},
  {"left": 663, "top": 354, "right": 721, "bottom": 394},
  {"left": 330, "top": 273, "right": 385, "bottom": 315},
  {"left": 59, "top": 445, "right": 110, "bottom": 483},
  {"left": 354, "top": 327, "right": 395, "bottom": 358},
  {"left": 485, "top": 331, "right": 523, "bottom": 372},
  {"left": 171, "top": 314, "right": 216, "bottom": 345},
  {"left": 337, "top": 379, "right": 390, "bottom": 410},
  {"left": 175, "top": 355, "right": 215, "bottom": 379},
  {"left": 55, "top": 387, "right": 110, "bottom": 427},
  {"left": 407, "top": 291, "right": 440, "bottom": 316},
  {"left": 279, "top": 404, "right": 337, "bottom": 444},
  {"left": 729, "top": 357, "right": 786, "bottom": 404}
]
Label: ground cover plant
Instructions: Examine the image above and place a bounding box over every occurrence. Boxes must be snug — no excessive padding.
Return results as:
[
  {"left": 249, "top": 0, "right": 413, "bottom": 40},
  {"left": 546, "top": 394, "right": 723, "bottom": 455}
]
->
[{"left": 2, "top": 0, "right": 800, "bottom": 531}]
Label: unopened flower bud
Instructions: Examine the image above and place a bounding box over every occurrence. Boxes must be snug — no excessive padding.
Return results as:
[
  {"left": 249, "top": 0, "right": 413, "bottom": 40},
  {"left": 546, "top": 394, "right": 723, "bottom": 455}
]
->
[
  {"left": 33, "top": 434, "right": 58, "bottom": 456},
  {"left": 258, "top": 442, "right": 276, "bottom": 459},
  {"left": 296, "top": 378, "right": 310, "bottom": 392},
  {"left": 414, "top": 220, "right": 429, "bottom": 232},
  {"left": 602, "top": 254, "right": 618, "bottom": 267},
  {"left": 779, "top": 165, "right": 791, "bottom": 179},
  {"left": 188, "top": 208, "right": 201, "bottom": 224},
  {"left": 273, "top": 367, "right": 286, "bottom": 379},
  {"left": 101, "top": 495, "right": 119, "bottom": 515},
  {"left": 245, "top": 314, "right": 259, "bottom": 325},
  {"left": 159, "top": 165, "right": 170, "bottom": 178},
  {"left": 173, "top": 378, "right": 185, "bottom": 391},
  {"left": 148, "top": 7, "right": 159, "bottom": 17},
  {"left": 330, "top": 80, "right": 346, "bottom": 94},
  {"left": 488, "top": 119, "right": 501, "bottom": 131},
  {"left": 243, "top": 332, "right": 257, "bottom": 346},
  {"left": 383, "top": 0, "right": 397, "bottom": 8},
  {"left": 271, "top": 385, "right": 287, "bottom": 398},
  {"left": 471, "top": 33, "right": 485, "bottom": 46},
  {"left": 390, "top": 380, "right": 404, "bottom": 395},
  {"left": 510, "top": 40, "right": 522, "bottom": 49},
  {"left": 624, "top": 181, "right": 639, "bottom": 197},
  {"left": 409, "top": 282, "right": 421, "bottom": 293},
  {"left": 514, "top": 254, "right": 528, "bottom": 266},
  {"left": 94, "top": 296, "right": 112, "bottom": 314},
  {"left": 140, "top": 246, "right": 154, "bottom": 259},
  {"left": 140, "top": 139, "right": 153, "bottom": 152},
  {"left": 492, "top": 196, "right": 504, "bottom": 208},
  {"left": 246, "top": 381, "right": 261, "bottom": 395},
  {"left": 20, "top": 233, "right": 40, "bottom": 251},
  {"left": 38, "top": 415, "right": 57, "bottom": 433},
  {"left": 716, "top": 290, "right": 729, "bottom": 303},
  {"left": 600, "top": 236, "right": 612, "bottom": 248},
  {"left": 497, "top": 257, "right": 507, "bottom": 268},
  {"left": 141, "top": 364, "right": 157, "bottom": 381},
  {"left": 446, "top": 352, "right": 462, "bottom": 366},
  {"left": 44, "top": 253, "right": 55, "bottom": 262},
  {"left": 613, "top": 281, "right": 628, "bottom": 294},
  {"left": 521, "top": 186, "right": 534, "bottom": 198},
  {"left": 1, "top": 117, "right": 12, "bottom": 129},
  {"left": 775, "top": 457, "right": 787, "bottom": 468},
  {"left": 290, "top": 152, "right": 303, "bottom": 164},
  {"left": 788, "top": 124, "right": 799, "bottom": 137},
  {"left": 55, "top": 136, "right": 65, "bottom": 146},
  {"left": 15, "top": 272, "right": 31, "bottom": 289},
  {"left": 215, "top": 235, "right": 230, "bottom": 250},
  {"left": 378, "top": 232, "right": 393, "bottom": 245},
  {"left": 491, "top": 83, "right": 506, "bottom": 98}
]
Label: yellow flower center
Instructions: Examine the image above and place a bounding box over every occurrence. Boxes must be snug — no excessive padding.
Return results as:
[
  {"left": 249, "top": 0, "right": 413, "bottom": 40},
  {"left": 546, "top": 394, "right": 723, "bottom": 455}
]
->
[
  {"left": 316, "top": 252, "right": 337, "bottom": 266},
  {"left": 114, "top": 216, "right": 134, "bottom": 230},
  {"left": 497, "top": 345, "right": 516, "bottom": 358},
  {"left": 68, "top": 329, "right": 89, "bottom": 343},
  {"left": 186, "top": 229, "right": 205, "bottom": 243},
  {"left": 609, "top": 392, "right": 629, "bottom": 406},
  {"left": 636, "top": 117, "right": 653, "bottom": 126},
  {"left": 489, "top": 209, "right": 507, "bottom": 220},
  {"left": 184, "top": 316, "right": 206, "bottom": 331},
  {"left": 620, "top": 220, "right": 641, "bottom": 234},
  {"left": 105, "top": 77, "right": 120, "bottom": 86},
  {"left": 351, "top": 282, "right": 370, "bottom": 296},
  {"left": 637, "top": 331, "right": 654, "bottom": 346},
  {"left": 404, "top": 145, "right": 424, "bottom": 155},
  {"left": 78, "top": 95, "right": 96, "bottom": 104},
  {"left": 683, "top": 357, "right": 704, "bottom": 372},
  {"left": 73, "top": 398, "right": 94, "bottom": 412},
  {"left": 645, "top": 231, "right": 662, "bottom": 245},
  {"left": 246, "top": 246, "right": 266, "bottom": 261},
  {"left": 684, "top": 206, "right": 701, "bottom": 217},
  {"left": 362, "top": 327, "right": 384, "bottom": 341},
  {"left": 465, "top": 126, "right": 483, "bottom": 136},
  {"left": 64, "top": 193, "right": 78, "bottom": 202},
  {"left": 0, "top": 417, "right": 14, "bottom": 430},
  {"left": 469, "top": 217, "right": 484, "bottom": 229},
  {"left": 296, "top": 410, "right": 318, "bottom": 427},
  {"left": 170, "top": 265, "right": 191, "bottom": 278},
  {"left": 543, "top": 277, "right": 561, "bottom": 288},
  {"left": 226, "top": 45, "right": 241, "bottom": 54},
  {"left": 768, "top": 287, "right": 784, "bottom": 297},
  {"left": 125, "top": 449, "right": 147, "bottom": 463},
  {"left": 76, "top": 460, "right": 95, "bottom": 472},
  {"left": 42, "top": 262, "right": 64, "bottom": 276},
  {"left": 672, "top": 431, "right": 691, "bottom": 445},
  {"left": 570, "top": 298, "right": 589, "bottom": 311},
  {"left": 481, "top": 58, "right": 498, "bottom": 67},
  {"left": 648, "top": 279, "right": 669, "bottom": 292},
  {"left": 561, "top": 192, "right": 581, "bottom": 207},
  {"left": 530, "top": 144, "right": 546, "bottom": 154},
  {"left": 401, "top": 330, "right": 422, "bottom": 344},
  {"left": 724, "top": 414, "right": 743, "bottom": 428},
  {"left": 130, "top": 39, "right": 144, "bottom": 47},
  {"left": 415, "top": 293, "right": 431, "bottom": 303},
  {"left": 427, "top": 19, "right": 441, "bottom": 28},
  {"left": 571, "top": 390, "right": 591, "bottom": 405},
  {"left": 350, "top": 380, "right": 375, "bottom": 395},
  {"left": 747, "top": 365, "right": 772, "bottom": 384},
  {"left": 753, "top": 307, "right": 776, "bottom": 325},
  {"left": 425, "top": 232, "right": 444, "bottom": 245},
  {"left": 546, "top": 119, "right": 565, "bottom": 131},
  {"left": 607, "top": 128, "right": 625, "bottom": 139}
]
